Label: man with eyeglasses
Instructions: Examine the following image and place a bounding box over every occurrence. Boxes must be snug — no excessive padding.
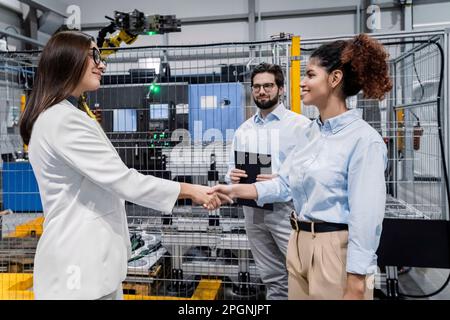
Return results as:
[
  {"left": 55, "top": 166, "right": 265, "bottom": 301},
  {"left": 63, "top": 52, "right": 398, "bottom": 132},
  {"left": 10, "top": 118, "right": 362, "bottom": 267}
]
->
[{"left": 226, "top": 63, "right": 310, "bottom": 299}]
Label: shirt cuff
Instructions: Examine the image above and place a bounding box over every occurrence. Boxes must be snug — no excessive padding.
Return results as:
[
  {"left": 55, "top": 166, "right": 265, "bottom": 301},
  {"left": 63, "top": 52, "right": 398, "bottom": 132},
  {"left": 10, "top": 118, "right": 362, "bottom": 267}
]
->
[
  {"left": 346, "top": 243, "right": 378, "bottom": 275},
  {"left": 254, "top": 180, "right": 277, "bottom": 207}
]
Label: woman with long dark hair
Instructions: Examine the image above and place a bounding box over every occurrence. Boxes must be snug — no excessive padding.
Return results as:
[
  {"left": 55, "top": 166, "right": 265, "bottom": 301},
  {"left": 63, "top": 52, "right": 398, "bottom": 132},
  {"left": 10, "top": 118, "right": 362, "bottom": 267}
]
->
[
  {"left": 20, "top": 31, "right": 227, "bottom": 300},
  {"left": 211, "top": 33, "right": 392, "bottom": 300}
]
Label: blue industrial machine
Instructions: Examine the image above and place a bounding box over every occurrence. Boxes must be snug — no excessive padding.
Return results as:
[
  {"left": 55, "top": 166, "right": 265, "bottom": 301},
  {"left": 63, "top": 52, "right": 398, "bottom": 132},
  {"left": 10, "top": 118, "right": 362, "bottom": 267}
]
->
[
  {"left": 189, "top": 83, "right": 245, "bottom": 142},
  {"left": 1, "top": 161, "right": 42, "bottom": 212}
]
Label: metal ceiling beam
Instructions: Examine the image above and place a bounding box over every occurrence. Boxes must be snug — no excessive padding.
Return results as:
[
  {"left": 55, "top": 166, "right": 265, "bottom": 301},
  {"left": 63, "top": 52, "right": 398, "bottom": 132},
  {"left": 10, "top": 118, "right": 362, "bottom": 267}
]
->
[
  {"left": 0, "top": 28, "right": 46, "bottom": 47},
  {"left": 23, "top": 6, "right": 38, "bottom": 50},
  {"left": 181, "top": 13, "right": 248, "bottom": 25},
  {"left": 19, "top": 0, "right": 68, "bottom": 18},
  {"left": 79, "top": 1, "right": 449, "bottom": 33},
  {"left": 401, "top": 0, "right": 413, "bottom": 32},
  {"left": 0, "top": 0, "right": 22, "bottom": 14},
  {"left": 248, "top": 0, "right": 256, "bottom": 42},
  {"left": 80, "top": 3, "right": 407, "bottom": 32},
  {"left": 260, "top": 5, "right": 358, "bottom": 20},
  {"left": 104, "top": 49, "right": 279, "bottom": 63},
  {"left": 81, "top": 6, "right": 360, "bottom": 31}
]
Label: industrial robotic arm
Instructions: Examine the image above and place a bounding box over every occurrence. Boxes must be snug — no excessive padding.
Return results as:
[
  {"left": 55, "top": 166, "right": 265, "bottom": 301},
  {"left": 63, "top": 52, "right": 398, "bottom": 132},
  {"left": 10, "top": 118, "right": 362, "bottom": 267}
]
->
[
  {"left": 98, "top": 9, "right": 181, "bottom": 59},
  {"left": 81, "top": 9, "right": 181, "bottom": 120}
]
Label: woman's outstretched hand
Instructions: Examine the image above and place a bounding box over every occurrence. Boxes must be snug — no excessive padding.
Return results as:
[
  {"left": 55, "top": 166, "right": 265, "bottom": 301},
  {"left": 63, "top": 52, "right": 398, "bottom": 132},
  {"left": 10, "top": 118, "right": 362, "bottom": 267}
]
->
[
  {"left": 179, "top": 183, "right": 233, "bottom": 210},
  {"left": 209, "top": 183, "right": 258, "bottom": 202},
  {"left": 208, "top": 184, "right": 236, "bottom": 201}
]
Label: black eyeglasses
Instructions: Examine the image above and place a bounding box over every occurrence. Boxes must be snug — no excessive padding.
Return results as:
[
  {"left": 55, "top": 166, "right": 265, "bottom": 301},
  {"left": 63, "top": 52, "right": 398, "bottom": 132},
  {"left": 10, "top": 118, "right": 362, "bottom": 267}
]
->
[
  {"left": 251, "top": 83, "right": 276, "bottom": 92},
  {"left": 89, "top": 48, "right": 107, "bottom": 67}
]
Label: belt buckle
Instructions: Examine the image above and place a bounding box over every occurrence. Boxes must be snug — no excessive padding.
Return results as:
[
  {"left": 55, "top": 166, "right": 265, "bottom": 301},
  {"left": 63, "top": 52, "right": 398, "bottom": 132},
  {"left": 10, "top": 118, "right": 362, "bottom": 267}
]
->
[{"left": 290, "top": 212, "right": 299, "bottom": 231}]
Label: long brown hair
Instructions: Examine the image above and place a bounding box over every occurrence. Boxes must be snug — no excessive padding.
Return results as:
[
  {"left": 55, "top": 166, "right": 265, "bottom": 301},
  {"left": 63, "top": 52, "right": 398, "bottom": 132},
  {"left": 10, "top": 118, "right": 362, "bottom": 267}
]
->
[{"left": 19, "top": 31, "right": 93, "bottom": 145}]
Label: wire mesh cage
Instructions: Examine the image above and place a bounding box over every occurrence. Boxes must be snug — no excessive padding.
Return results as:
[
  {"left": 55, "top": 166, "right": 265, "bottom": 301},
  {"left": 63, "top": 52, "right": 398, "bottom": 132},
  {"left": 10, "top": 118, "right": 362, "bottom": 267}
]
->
[
  {"left": 301, "top": 32, "right": 448, "bottom": 222},
  {"left": 300, "top": 33, "right": 449, "bottom": 298},
  {"left": 386, "top": 37, "right": 446, "bottom": 221},
  {"left": 1, "top": 52, "right": 39, "bottom": 300},
  {"left": 0, "top": 40, "right": 295, "bottom": 300},
  {"left": 90, "top": 40, "right": 295, "bottom": 300},
  {"left": 0, "top": 31, "right": 448, "bottom": 300}
]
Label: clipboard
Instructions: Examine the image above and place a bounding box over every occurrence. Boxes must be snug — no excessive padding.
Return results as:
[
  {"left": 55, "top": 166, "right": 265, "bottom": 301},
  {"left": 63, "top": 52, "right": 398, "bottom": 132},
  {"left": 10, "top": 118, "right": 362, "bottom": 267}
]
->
[{"left": 234, "top": 151, "right": 273, "bottom": 210}]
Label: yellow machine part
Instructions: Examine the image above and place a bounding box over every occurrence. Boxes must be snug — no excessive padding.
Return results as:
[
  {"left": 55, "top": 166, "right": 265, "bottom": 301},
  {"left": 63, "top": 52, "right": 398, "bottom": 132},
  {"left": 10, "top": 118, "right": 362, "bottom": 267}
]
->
[
  {"left": 0, "top": 274, "right": 34, "bottom": 300},
  {"left": 290, "top": 36, "right": 301, "bottom": 114},
  {"left": 5, "top": 216, "right": 44, "bottom": 238},
  {"left": 20, "top": 94, "right": 28, "bottom": 153},
  {"left": 125, "top": 279, "right": 222, "bottom": 300},
  {"left": 101, "top": 29, "right": 138, "bottom": 58},
  {"left": 396, "top": 108, "right": 405, "bottom": 152},
  {"left": 0, "top": 273, "right": 222, "bottom": 300},
  {"left": 190, "top": 279, "right": 222, "bottom": 300},
  {"left": 80, "top": 95, "right": 98, "bottom": 120},
  {"left": 20, "top": 94, "right": 26, "bottom": 113}
]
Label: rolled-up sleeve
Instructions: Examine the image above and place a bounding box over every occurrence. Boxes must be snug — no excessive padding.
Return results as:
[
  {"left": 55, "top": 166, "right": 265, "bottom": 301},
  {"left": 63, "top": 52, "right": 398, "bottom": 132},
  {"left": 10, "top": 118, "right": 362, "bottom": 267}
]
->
[{"left": 346, "top": 140, "right": 387, "bottom": 275}]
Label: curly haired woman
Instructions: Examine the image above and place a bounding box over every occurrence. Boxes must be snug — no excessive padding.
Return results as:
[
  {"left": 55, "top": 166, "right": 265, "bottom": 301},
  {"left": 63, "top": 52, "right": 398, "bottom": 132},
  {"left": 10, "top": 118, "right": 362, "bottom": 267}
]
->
[{"left": 211, "top": 33, "right": 392, "bottom": 300}]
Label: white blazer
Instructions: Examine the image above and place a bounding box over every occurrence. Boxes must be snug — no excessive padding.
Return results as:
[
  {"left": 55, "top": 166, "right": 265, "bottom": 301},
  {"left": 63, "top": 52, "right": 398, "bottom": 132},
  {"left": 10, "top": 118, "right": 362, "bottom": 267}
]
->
[{"left": 28, "top": 100, "right": 180, "bottom": 299}]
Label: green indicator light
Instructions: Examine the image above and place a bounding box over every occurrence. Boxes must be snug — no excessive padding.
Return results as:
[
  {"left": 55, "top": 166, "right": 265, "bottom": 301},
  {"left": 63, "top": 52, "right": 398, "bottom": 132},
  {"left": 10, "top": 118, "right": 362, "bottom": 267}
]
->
[
  {"left": 149, "top": 84, "right": 160, "bottom": 93},
  {"left": 147, "top": 31, "right": 157, "bottom": 36}
]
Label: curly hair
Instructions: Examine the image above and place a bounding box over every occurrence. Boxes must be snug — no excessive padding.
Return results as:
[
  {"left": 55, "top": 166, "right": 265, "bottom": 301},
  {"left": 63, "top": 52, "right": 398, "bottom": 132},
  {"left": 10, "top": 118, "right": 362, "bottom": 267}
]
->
[{"left": 310, "top": 33, "right": 392, "bottom": 100}]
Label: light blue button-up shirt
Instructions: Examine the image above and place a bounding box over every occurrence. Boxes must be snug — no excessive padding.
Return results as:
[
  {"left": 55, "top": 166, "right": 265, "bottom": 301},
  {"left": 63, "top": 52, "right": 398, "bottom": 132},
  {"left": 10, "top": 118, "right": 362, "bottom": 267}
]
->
[
  {"left": 255, "top": 108, "right": 387, "bottom": 275},
  {"left": 226, "top": 103, "right": 311, "bottom": 185}
]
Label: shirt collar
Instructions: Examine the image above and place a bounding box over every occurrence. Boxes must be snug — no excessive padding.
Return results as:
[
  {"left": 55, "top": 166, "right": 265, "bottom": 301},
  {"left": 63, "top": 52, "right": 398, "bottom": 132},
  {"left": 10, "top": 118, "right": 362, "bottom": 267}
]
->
[
  {"left": 253, "top": 102, "right": 287, "bottom": 124},
  {"left": 66, "top": 96, "right": 80, "bottom": 107},
  {"left": 315, "top": 108, "right": 362, "bottom": 134}
]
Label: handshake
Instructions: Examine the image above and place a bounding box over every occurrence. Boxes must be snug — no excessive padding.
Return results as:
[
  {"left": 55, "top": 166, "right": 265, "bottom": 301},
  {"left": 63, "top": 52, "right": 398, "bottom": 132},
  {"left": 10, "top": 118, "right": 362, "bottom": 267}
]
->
[
  {"left": 178, "top": 169, "right": 275, "bottom": 210},
  {"left": 179, "top": 183, "right": 236, "bottom": 211}
]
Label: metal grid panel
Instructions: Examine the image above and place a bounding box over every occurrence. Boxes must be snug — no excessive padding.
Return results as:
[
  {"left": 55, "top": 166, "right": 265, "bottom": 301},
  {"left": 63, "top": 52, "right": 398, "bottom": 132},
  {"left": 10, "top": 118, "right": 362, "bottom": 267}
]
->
[
  {"left": 0, "top": 31, "right": 448, "bottom": 300},
  {"left": 300, "top": 33, "right": 447, "bottom": 221},
  {"left": 1, "top": 54, "right": 39, "bottom": 301},
  {"left": 89, "top": 41, "right": 292, "bottom": 300},
  {"left": 1, "top": 41, "right": 294, "bottom": 300}
]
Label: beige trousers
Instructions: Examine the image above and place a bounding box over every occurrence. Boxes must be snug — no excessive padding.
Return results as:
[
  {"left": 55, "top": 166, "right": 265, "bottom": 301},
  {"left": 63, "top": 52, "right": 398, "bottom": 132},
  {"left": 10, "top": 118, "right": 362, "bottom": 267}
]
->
[{"left": 286, "top": 228, "right": 373, "bottom": 300}]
